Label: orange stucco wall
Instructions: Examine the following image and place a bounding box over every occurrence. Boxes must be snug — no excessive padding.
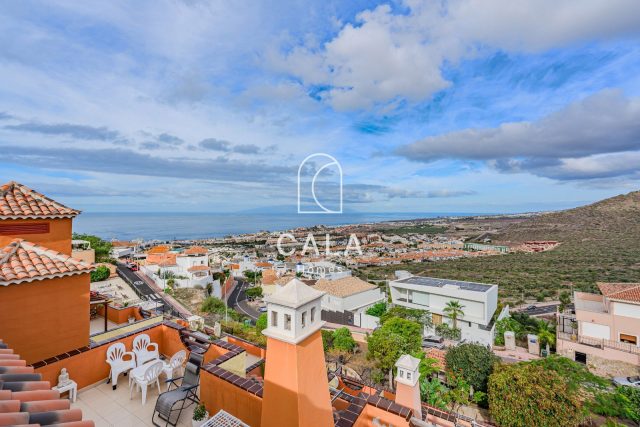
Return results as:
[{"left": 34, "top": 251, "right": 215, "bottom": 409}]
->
[
  {"left": 35, "top": 324, "right": 167, "bottom": 389},
  {"left": 0, "top": 218, "right": 73, "bottom": 255},
  {"left": 96, "top": 305, "right": 143, "bottom": 324},
  {"left": 200, "top": 373, "right": 263, "bottom": 426},
  {"left": 261, "top": 332, "right": 334, "bottom": 427},
  {"left": 0, "top": 273, "right": 90, "bottom": 364},
  {"left": 226, "top": 336, "right": 266, "bottom": 358},
  {"left": 354, "top": 405, "right": 411, "bottom": 427}
]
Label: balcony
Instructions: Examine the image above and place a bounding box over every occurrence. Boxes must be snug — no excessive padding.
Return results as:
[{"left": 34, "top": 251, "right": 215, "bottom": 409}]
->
[
  {"left": 574, "top": 292, "right": 607, "bottom": 313},
  {"left": 557, "top": 331, "right": 640, "bottom": 355}
]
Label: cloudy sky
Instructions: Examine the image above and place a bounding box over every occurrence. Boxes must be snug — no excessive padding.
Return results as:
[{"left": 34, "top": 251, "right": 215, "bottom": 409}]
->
[{"left": 1, "top": 0, "right": 639, "bottom": 214}]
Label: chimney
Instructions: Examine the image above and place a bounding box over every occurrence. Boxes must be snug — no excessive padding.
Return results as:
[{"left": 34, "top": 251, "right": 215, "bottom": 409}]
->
[
  {"left": 260, "top": 279, "right": 334, "bottom": 427},
  {"left": 394, "top": 354, "right": 422, "bottom": 419}
]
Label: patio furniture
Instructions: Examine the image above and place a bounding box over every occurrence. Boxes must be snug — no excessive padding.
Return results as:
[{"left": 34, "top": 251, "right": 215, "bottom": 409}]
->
[
  {"left": 151, "top": 352, "right": 203, "bottom": 427},
  {"left": 133, "top": 333, "right": 160, "bottom": 366},
  {"left": 130, "top": 359, "right": 164, "bottom": 405},
  {"left": 106, "top": 342, "right": 136, "bottom": 390},
  {"left": 51, "top": 380, "right": 77, "bottom": 403},
  {"left": 162, "top": 350, "right": 187, "bottom": 390}
]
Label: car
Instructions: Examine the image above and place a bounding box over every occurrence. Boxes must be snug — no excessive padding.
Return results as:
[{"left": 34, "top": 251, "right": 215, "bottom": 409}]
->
[
  {"left": 526, "top": 305, "right": 537, "bottom": 311},
  {"left": 259, "top": 306, "right": 268, "bottom": 313},
  {"left": 422, "top": 335, "right": 445, "bottom": 349},
  {"left": 133, "top": 281, "right": 144, "bottom": 286},
  {"left": 613, "top": 376, "right": 640, "bottom": 388}
]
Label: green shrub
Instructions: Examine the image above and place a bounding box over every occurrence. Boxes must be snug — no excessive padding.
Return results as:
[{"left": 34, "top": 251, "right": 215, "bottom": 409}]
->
[
  {"left": 245, "top": 286, "right": 263, "bottom": 298},
  {"left": 332, "top": 327, "right": 357, "bottom": 352},
  {"left": 366, "top": 302, "right": 387, "bottom": 317},
  {"left": 90, "top": 265, "right": 110, "bottom": 282},
  {"left": 321, "top": 329, "right": 334, "bottom": 351},
  {"left": 435, "top": 324, "right": 460, "bottom": 340},
  {"left": 256, "top": 313, "right": 267, "bottom": 335},
  {"left": 445, "top": 343, "right": 498, "bottom": 393}
]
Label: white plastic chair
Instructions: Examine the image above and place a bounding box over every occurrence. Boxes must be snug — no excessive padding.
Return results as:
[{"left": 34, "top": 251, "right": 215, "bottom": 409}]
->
[
  {"left": 130, "top": 360, "right": 163, "bottom": 405},
  {"left": 132, "top": 333, "right": 159, "bottom": 366},
  {"left": 162, "top": 350, "right": 187, "bottom": 390},
  {"left": 106, "top": 343, "right": 136, "bottom": 390}
]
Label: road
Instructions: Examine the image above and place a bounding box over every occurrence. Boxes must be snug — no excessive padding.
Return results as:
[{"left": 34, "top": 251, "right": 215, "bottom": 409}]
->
[
  {"left": 228, "top": 279, "right": 261, "bottom": 322},
  {"left": 116, "top": 262, "right": 176, "bottom": 316}
]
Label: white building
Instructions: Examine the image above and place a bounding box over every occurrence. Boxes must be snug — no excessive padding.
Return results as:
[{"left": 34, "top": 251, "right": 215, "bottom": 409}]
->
[
  {"left": 143, "top": 246, "right": 220, "bottom": 295},
  {"left": 313, "top": 276, "right": 385, "bottom": 329},
  {"left": 389, "top": 275, "right": 504, "bottom": 346},
  {"left": 297, "top": 261, "right": 352, "bottom": 280}
]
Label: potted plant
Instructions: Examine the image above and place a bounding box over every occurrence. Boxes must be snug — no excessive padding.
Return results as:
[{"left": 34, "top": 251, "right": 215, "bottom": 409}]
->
[{"left": 192, "top": 403, "right": 208, "bottom": 427}]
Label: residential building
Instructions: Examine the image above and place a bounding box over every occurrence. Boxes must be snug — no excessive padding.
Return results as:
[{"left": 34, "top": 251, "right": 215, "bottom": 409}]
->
[
  {"left": 389, "top": 275, "right": 502, "bottom": 346},
  {"left": 143, "top": 245, "right": 219, "bottom": 292},
  {"left": 557, "top": 283, "right": 640, "bottom": 376},
  {"left": 313, "top": 276, "right": 385, "bottom": 328}
]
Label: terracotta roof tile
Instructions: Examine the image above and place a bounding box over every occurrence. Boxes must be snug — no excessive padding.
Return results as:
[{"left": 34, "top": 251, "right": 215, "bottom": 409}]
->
[
  {"left": 314, "top": 276, "right": 377, "bottom": 298},
  {"left": 0, "top": 339, "right": 95, "bottom": 426},
  {"left": 0, "top": 181, "right": 80, "bottom": 219},
  {"left": 0, "top": 239, "right": 93, "bottom": 286},
  {"left": 597, "top": 282, "right": 640, "bottom": 303},
  {"left": 188, "top": 265, "right": 209, "bottom": 272},
  {"left": 183, "top": 246, "right": 208, "bottom": 255}
]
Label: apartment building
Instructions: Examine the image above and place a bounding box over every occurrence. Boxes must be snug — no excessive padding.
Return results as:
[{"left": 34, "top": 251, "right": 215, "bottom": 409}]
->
[
  {"left": 313, "top": 276, "right": 385, "bottom": 328},
  {"left": 557, "top": 283, "right": 640, "bottom": 376},
  {"left": 389, "top": 275, "right": 501, "bottom": 346}
]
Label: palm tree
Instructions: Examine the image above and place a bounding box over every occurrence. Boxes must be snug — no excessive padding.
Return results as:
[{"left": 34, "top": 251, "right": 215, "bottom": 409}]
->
[
  {"left": 443, "top": 300, "right": 465, "bottom": 330},
  {"left": 537, "top": 320, "right": 556, "bottom": 356}
]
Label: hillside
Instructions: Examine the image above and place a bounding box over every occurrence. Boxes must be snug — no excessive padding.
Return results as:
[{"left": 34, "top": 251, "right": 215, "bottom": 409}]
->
[{"left": 360, "top": 191, "right": 640, "bottom": 302}]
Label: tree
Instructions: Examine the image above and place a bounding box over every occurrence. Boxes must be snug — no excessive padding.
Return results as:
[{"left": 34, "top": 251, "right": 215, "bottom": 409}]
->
[
  {"left": 488, "top": 363, "right": 583, "bottom": 427},
  {"left": 332, "top": 327, "right": 357, "bottom": 352},
  {"left": 443, "top": 300, "right": 465, "bottom": 330},
  {"left": 73, "top": 233, "right": 112, "bottom": 262},
  {"left": 536, "top": 319, "right": 556, "bottom": 355},
  {"left": 256, "top": 313, "right": 267, "bottom": 335},
  {"left": 90, "top": 265, "right": 110, "bottom": 282},
  {"left": 166, "top": 278, "right": 175, "bottom": 289},
  {"left": 494, "top": 316, "right": 523, "bottom": 345},
  {"left": 380, "top": 306, "right": 432, "bottom": 328},
  {"left": 366, "top": 317, "right": 422, "bottom": 387},
  {"left": 276, "top": 253, "right": 285, "bottom": 261},
  {"left": 559, "top": 290, "right": 571, "bottom": 313},
  {"left": 321, "top": 329, "right": 334, "bottom": 351},
  {"left": 245, "top": 286, "right": 263, "bottom": 299},
  {"left": 445, "top": 343, "right": 498, "bottom": 393},
  {"left": 366, "top": 302, "right": 387, "bottom": 317}
]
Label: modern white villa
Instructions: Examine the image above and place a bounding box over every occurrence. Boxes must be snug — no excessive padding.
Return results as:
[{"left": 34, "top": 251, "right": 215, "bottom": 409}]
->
[{"left": 389, "top": 274, "right": 505, "bottom": 346}]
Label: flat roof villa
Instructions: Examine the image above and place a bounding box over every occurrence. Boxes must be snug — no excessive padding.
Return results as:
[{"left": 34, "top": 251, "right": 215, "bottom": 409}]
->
[
  {"left": 0, "top": 182, "right": 498, "bottom": 427},
  {"left": 390, "top": 275, "right": 504, "bottom": 346}
]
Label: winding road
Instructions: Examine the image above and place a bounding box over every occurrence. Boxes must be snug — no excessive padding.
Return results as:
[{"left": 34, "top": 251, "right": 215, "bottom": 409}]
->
[{"left": 228, "top": 278, "right": 260, "bottom": 322}]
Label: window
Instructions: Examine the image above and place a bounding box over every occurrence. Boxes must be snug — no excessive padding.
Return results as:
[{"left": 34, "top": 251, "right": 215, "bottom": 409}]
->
[
  {"left": 271, "top": 311, "right": 278, "bottom": 328},
  {"left": 575, "top": 351, "right": 587, "bottom": 364},
  {"left": 620, "top": 333, "right": 638, "bottom": 345},
  {"left": 301, "top": 311, "right": 307, "bottom": 328},
  {"left": 406, "top": 372, "right": 412, "bottom": 381},
  {"left": 311, "top": 307, "right": 316, "bottom": 322},
  {"left": 285, "top": 314, "right": 292, "bottom": 330},
  {"left": 399, "top": 370, "right": 404, "bottom": 378}
]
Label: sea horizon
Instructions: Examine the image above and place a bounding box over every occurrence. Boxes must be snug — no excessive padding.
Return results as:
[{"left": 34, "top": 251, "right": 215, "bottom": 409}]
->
[{"left": 72, "top": 211, "right": 502, "bottom": 241}]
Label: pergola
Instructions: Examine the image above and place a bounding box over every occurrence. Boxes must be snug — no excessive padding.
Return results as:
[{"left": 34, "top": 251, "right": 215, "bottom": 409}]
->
[{"left": 89, "top": 291, "right": 111, "bottom": 333}]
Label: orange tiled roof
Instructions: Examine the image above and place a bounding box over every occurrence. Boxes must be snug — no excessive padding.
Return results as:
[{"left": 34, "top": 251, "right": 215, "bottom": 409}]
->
[
  {"left": 255, "top": 262, "right": 272, "bottom": 268},
  {"left": 183, "top": 246, "right": 208, "bottom": 255},
  {"left": 147, "top": 245, "right": 171, "bottom": 254},
  {"left": 0, "top": 181, "right": 80, "bottom": 219},
  {"left": 597, "top": 282, "right": 640, "bottom": 303},
  {"left": 262, "top": 269, "right": 277, "bottom": 285},
  {"left": 0, "top": 338, "right": 95, "bottom": 426},
  {"left": 0, "top": 239, "right": 93, "bottom": 286},
  {"left": 424, "top": 348, "right": 446, "bottom": 370},
  {"left": 188, "top": 265, "right": 209, "bottom": 272}
]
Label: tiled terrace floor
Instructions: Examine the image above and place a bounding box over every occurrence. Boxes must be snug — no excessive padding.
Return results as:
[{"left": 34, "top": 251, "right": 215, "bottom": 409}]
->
[
  {"left": 71, "top": 373, "right": 196, "bottom": 427},
  {"left": 89, "top": 316, "right": 118, "bottom": 335}
]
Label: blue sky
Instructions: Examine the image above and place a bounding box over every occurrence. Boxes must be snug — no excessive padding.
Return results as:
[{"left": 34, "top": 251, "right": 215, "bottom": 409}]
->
[{"left": 1, "top": 0, "right": 639, "bottom": 214}]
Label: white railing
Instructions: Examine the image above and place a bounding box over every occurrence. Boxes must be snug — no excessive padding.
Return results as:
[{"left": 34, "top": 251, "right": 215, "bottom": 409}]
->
[{"left": 558, "top": 332, "right": 640, "bottom": 355}]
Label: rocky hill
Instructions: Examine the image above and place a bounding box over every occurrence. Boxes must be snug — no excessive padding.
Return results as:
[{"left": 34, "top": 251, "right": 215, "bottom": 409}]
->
[{"left": 363, "top": 190, "right": 640, "bottom": 302}]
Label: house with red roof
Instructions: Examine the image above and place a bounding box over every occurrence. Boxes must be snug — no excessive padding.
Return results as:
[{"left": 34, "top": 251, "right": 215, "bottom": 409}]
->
[{"left": 557, "top": 282, "right": 640, "bottom": 376}]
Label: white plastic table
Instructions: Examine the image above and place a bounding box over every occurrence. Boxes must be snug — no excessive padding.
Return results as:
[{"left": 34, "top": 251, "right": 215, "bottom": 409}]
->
[{"left": 52, "top": 380, "right": 77, "bottom": 403}]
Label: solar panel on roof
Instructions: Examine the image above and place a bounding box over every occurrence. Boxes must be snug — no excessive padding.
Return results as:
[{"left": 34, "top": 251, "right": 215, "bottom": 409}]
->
[{"left": 397, "top": 276, "right": 494, "bottom": 292}]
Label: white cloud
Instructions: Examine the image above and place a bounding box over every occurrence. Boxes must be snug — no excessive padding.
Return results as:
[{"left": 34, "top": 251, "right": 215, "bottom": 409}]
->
[{"left": 274, "top": 0, "right": 640, "bottom": 110}]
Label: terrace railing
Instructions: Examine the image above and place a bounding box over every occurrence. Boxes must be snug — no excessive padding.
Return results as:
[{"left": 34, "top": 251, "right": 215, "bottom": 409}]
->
[{"left": 557, "top": 331, "right": 640, "bottom": 355}]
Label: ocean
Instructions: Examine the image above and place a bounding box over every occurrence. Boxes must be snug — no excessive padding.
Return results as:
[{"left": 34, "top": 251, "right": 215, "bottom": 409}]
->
[{"left": 72, "top": 212, "right": 479, "bottom": 241}]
